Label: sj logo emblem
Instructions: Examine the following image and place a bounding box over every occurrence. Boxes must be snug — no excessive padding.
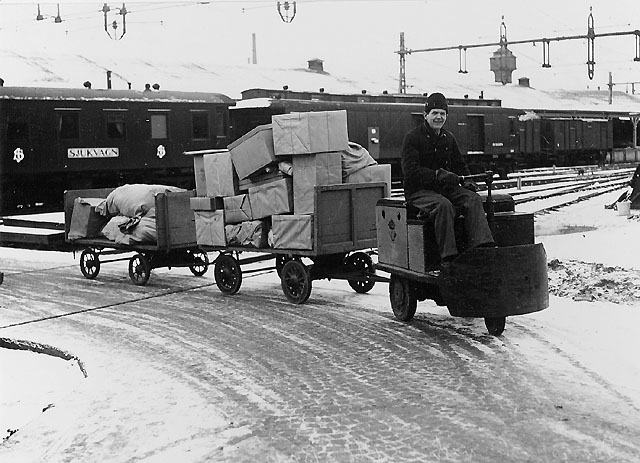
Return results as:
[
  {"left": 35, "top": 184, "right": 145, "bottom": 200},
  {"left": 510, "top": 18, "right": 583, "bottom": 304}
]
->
[
  {"left": 13, "top": 147, "right": 25, "bottom": 163},
  {"left": 157, "top": 145, "right": 166, "bottom": 159},
  {"left": 387, "top": 219, "right": 397, "bottom": 241}
]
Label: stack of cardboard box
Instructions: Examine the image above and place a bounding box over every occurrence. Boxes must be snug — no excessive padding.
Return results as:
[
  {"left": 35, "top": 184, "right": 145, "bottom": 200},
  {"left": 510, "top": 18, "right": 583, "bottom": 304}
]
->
[{"left": 190, "top": 110, "right": 391, "bottom": 250}]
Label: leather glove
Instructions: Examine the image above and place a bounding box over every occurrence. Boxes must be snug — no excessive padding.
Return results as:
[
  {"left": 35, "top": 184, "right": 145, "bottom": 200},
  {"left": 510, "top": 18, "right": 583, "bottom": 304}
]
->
[
  {"left": 462, "top": 179, "right": 478, "bottom": 192},
  {"left": 436, "top": 169, "right": 460, "bottom": 187}
]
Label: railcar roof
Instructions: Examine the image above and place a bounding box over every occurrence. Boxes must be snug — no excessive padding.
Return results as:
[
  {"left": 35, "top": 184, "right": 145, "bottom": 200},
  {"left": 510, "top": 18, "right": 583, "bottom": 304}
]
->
[
  {"left": 0, "top": 86, "right": 235, "bottom": 105},
  {"left": 239, "top": 88, "right": 502, "bottom": 107}
]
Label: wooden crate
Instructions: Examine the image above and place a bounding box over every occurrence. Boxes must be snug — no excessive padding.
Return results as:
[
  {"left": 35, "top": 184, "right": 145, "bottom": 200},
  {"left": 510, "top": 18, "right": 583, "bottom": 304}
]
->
[{"left": 314, "top": 182, "right": 386, "bottom": 255}]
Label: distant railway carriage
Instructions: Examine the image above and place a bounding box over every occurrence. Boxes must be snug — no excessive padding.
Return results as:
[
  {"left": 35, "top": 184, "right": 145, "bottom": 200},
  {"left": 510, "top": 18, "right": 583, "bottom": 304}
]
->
[
  {"left": 518, "top": 113, "right": 614, "bottom": 166},
  {"left": 0, "top": 87, "right": 234, "bottom": 214}
]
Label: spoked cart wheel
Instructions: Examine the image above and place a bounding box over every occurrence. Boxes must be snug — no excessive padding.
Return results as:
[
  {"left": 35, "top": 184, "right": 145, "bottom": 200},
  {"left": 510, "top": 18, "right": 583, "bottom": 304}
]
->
[
  {"left": 344, "top": 251, "right": 376, "bottom": 294},
  {"left": 389, "top": 275, "right": 417, "bottom": 322},
  {"left": 129, "top": 253, "right": 151, "bottom": 286},
  {"left": 214, "top": 253, "right": 242, "bottom": 295},
  {"left": 79, "top": 248, "right": 100, "bottom": 279},
  {"left": 188, "top": 249, "right": 210, "bottom": 277},
  {"left": 280, "top": 259, "right": 312, "bottom": 304},
  {"left": 275, "top": 255, "right": 295, "bottom": 277},
  {"left": 484, "top": 317, "right": 506, "bottom": 336}
]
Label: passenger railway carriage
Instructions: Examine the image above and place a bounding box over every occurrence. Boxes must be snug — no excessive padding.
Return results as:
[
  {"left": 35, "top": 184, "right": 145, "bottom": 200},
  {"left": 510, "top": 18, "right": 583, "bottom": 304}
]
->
[{"left": 0, "top": 87, "right": 234, "bottom": 214}]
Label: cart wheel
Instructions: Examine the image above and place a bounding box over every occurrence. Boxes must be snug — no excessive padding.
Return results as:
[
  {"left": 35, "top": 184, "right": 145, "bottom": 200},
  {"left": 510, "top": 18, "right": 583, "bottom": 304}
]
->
[
  {"left": 484, "top": 317, "right": 506, "bottom": 336},
  {"left": 214, "top": 254, "right": 242, "bottom": 295},
  {"left": 281, "top": 259, "right": 312, "bottom": 304},
  {"left": 129, "top": 253, "right": 151, "bottom": 286},
  {"left": 80, "top": 248, "right": 100, "bottom": 279},
  {"left": 275, "top": 256, "right": 295, "bottom": 277},
  {"left": 188, "top": 250, "right": 210, "bottom": 277},
  {"left": 389, "top": 275, "right": 417, "bottom": 322},
  {"left": 344, "top": 252, "right": 376, "bottom": 294}
]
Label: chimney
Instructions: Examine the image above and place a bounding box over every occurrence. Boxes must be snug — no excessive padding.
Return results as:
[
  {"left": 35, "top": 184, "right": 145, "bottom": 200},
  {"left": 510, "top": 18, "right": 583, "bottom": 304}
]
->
[
  {"left": 252, "top": 33, "right": 257, "bottom": 64},
  {"left": 307, "top": 58, "right": 324, "bottom": 72},
  {"left": 0, "top": 77, "right": 5, "bottom": 87},
  {"left": 106, "top": 70, "right": 112, "bottom": 89},
  {"left": 518, "top": 77, "right": 530, "bottom": 87}
]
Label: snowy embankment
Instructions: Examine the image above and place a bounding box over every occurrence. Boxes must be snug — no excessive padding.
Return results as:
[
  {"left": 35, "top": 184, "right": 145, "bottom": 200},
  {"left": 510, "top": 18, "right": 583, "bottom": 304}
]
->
[{"left": 535, "top": 189, "right": 640, "bottom": 304}]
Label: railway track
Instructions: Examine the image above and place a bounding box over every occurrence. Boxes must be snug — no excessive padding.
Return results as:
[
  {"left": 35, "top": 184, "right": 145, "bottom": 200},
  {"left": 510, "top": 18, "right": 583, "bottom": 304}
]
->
[
  {"left": 391, "top": 166, "right": 634, "bottom": 215},
  {"left": 505, "top": 170, "right": 632, "bottom": 215}
]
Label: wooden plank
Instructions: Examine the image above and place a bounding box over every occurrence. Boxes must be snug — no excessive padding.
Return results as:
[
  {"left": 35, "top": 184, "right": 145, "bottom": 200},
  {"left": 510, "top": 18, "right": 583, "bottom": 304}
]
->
[
  {"left": 159, "top": 191, "right": 197, "bottom": 249},
  {"left": 0, "top": 225, "right": 65, "bottom": 247}
]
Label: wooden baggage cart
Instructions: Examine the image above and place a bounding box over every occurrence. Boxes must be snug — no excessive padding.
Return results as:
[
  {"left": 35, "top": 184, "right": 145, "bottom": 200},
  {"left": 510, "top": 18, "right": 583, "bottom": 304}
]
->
[
  {"left": 64, "top": 188, "right": 209, "bottom": 285},
  {"left": 203, "top": 182, "right": 387, "bottom": 303}
]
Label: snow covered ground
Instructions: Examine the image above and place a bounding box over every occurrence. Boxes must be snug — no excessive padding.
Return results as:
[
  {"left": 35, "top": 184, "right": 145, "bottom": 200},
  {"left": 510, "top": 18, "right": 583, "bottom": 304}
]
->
[{"left": 1, "top": 186, "right": 639, "bottom": 456}]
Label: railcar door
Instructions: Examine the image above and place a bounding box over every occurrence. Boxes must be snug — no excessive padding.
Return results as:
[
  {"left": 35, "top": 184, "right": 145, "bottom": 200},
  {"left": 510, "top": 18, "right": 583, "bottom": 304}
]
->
[{"left": 466, "top": 114, "right": 485, "bottom": 153}]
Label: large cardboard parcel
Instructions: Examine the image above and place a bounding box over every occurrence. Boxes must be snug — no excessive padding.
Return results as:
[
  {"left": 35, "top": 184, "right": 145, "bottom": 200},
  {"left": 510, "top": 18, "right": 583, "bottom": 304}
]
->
[
  {"left": 292, "top": 152, "right": 342, "bottom": 214},
  {"left": 228, "top": 124, "right": 277, "bottom": 180},
  {"left": 189, "top": 196, "right": 224, "bottom": 211},
  {"left": 192, "top": 149, "right": 229, "bottom": 196},
  {"left": 344, "top": 164, "right": 392, "bottom": 197},
  {"left": 203, "top": 151, "right": 238, "bottom": 197},
  {"left": 223, "top": 194, "right": 253, "bottom": 224},
  {"left": 225, "top": 220, "right": 269, "bottom": 248},
  {"left": 249, "top": 178, "right": 293, "bottom": 219},
  {"left": 193, "top": 210, "right": 225, "bottom": 246},
  {"left": 272, "top": 110, "right": 349, "bottom": 156},
  {"left": 271, "top": 214, "right": 313, "bottom": 250}
]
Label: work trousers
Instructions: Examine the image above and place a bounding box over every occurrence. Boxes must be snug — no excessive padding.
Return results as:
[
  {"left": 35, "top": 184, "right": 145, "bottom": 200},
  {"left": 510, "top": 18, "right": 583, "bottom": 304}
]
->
[{"left": 407, "top": 187, "right": 494, "bottom": 260}]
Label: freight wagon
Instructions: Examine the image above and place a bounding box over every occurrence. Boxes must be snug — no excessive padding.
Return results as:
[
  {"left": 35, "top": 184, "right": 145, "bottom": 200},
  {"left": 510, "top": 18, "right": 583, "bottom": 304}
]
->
[{"left": 231, "top": 88, "right": 635, "bottom": 178}]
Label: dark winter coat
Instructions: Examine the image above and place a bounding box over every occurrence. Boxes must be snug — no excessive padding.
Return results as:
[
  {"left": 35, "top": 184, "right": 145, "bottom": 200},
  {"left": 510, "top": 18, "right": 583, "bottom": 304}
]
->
[{"left": 401, "top": 122, "right": 470, "bottom": 198}]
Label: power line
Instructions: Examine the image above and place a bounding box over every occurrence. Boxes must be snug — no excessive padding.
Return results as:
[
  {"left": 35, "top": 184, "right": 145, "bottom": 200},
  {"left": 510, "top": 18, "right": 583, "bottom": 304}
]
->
[{"left": 396, "top": 8, "right": 640, "bottom": 93}]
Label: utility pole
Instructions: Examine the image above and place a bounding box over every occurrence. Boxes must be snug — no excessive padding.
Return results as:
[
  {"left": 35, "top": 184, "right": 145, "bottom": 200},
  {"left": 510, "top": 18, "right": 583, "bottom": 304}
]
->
[
  {"left": 608, "top": 72, "right": 613, "bottom": 104},
  {"left": 398, "top": 32, "right": 407, "bottom": 94},
  {"left": 608, "top": 72, "right": 640, "bottom": 103}
]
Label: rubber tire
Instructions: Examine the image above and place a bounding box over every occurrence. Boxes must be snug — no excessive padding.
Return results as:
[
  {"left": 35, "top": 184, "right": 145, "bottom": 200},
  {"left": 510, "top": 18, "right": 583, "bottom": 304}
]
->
[
  {"left": 485, "top": 317, "right": 506, "bottom": 336},
  {"left": 280, "top": 259, "right": 312, "bottom": 304},
  {"left": 344, "top": 252, "right": 376, "bottom": 294},
  {"left": 80, "top": 248, "right": 100, "bottom": 279},
  {"left": 389, "top": 275, "right": 417, "bottom": 322},
  {"left": 188, "top": 250, "right": 209, "bottom": 277},
  {"left": 129, "top": 253, "right": 151, "bottom": 286},
  {"left": 214, "top": 254, "right": 242, "bottom": 295}
]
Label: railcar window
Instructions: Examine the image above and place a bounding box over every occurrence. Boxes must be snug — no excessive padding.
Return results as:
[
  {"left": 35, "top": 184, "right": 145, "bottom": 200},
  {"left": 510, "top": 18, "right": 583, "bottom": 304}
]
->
[
  {"left": 7, "top": 121, "right": 29, "bottom": 140},
  {"left": 150, "top": 114, "right": 168, "bottom": 139},
  {"left": 58, "top": 113, "right": 79, "bottom": 139},
  {"left": 214, "top": 109, "right": 228, "bottom": 138},
  {"left": 106, "top": 113, "right": 126, "bottom": 139},
  {"left": 192, "top": 111, "right": 209, "bottom": 139}
]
